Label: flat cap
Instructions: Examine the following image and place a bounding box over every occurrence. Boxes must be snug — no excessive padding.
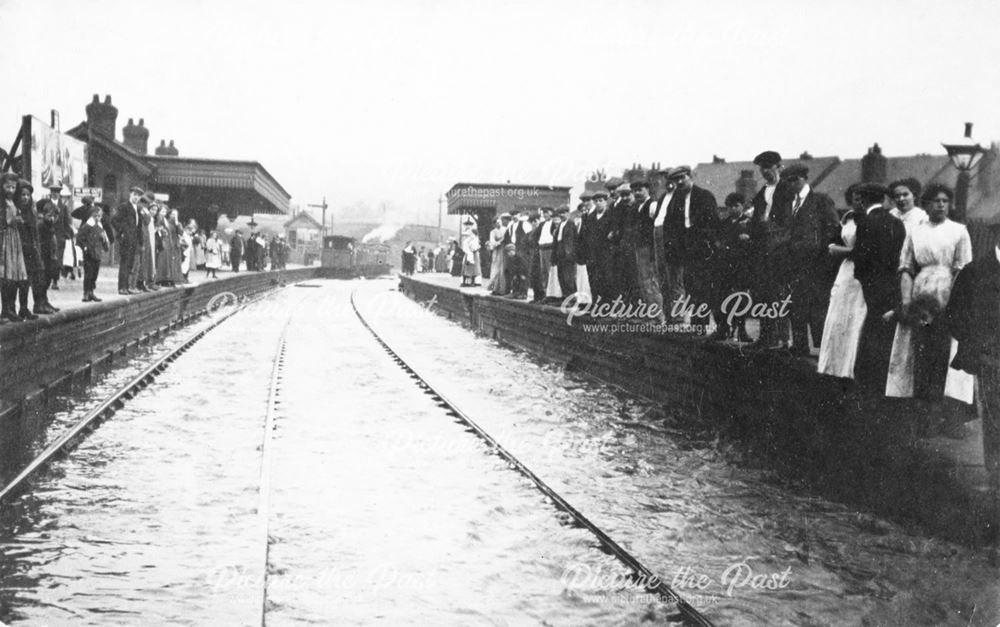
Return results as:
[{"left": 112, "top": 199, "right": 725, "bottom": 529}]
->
[
  {"left": 129, "top": 185, "right": 145, "bottom": 194},
  {"left": 630, "top": 180, "right": 649, "bottom": 190},
  {"left": 782, "top": 164, "right": 809, "bottom": 180},
  {"left": 498, "top": 212, "right": 511, "bottom": 219},
  {"left": 667, "top": 165, "right": 692, "bottom": 180},
  {"left": 605, "top": 177, "right": 624, "bottom": 190},
  {"left": 579, "top": 191, "right": 594, "bottom": 200},
  {"left": 48, "top": 184, "right": 64, "bottom": 192},
  {"left": 592, "top": 189, "right": 610, "bottom": 199},
  {"left": 752, "top": 151, "right": 782, "bottom": 168}
]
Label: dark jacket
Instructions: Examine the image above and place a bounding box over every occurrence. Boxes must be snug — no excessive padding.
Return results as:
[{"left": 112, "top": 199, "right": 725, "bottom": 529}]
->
[
  {"left": 947, "top": 251, "right": 1000, "bottom": 375},
  {"left": 664, "top": 184, "right": 720, "bottom": 263},
  {"left": 76, "top": 222, "right": 110, "bottom": 262},
  {"left": 853, "top": 206, "right": 905, "bottom": 314},
  {"left": 778, "top": 189, "right": 840, "bottom": 283},
  {"left": 112, "top": 201, "right": 143, "bottom": 247},
  {"left": 17, "top": 199, "right": 43, "bottom": 277},
  {"left": 552, "top": 219, "right": 577, "bottom": 266},
  {"left": 629, "top": 197, "right": 655, "bottom": 249}
]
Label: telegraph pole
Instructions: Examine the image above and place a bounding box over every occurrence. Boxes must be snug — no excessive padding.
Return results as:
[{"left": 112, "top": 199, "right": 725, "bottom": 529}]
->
[
  {"left": 438, "top": 194, "right": 444, "bottom": 243},
  {"left": 308, "top": 196, "right": 329, "bottom": 237}
]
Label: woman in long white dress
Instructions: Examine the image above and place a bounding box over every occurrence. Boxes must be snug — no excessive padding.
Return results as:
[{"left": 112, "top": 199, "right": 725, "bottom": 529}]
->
[
  {"left": 817, "top": 185, "right": 867, "bottom": 378},
  {"left": 486, "top": 217, "right": 508, "bottom": 294},
  {"left": 885, "top": 183, "right": 973, "bottom": 406},
  {"left": 460, "top": 228, "right": 480, "bottom": 287},
  {"left": 888, "top": 178, "right": 928, "bottom": 233}
]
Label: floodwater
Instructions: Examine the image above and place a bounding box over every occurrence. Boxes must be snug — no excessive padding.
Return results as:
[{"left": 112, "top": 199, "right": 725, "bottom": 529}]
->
[{"left": 0, "top": 279, "right": 997, "bottom": 626}]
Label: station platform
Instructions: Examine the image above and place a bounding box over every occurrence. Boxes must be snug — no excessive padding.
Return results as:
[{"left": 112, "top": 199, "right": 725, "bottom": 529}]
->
[{"left": 399, "top": 271, "right": 996, "bottom": 547}]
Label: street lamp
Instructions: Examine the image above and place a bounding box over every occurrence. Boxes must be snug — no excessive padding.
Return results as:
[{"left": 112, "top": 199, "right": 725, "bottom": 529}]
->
[{"left": 942, "top": 122, "right": 986, "bottom": 223}]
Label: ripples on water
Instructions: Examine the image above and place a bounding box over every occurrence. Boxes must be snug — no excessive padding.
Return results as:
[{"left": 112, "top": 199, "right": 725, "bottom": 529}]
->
[
  {"left": 1, "top": 282, "right": 997, "bottom": 626},
  {"left": 353, "top": 281, "right": 1000, "bottom": 627}
]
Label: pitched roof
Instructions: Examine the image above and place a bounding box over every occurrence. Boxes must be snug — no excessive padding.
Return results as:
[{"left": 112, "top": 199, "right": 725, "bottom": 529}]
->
[
  {"left": 67, "top": 122, "right": 153, "bottom": 176},
  {"left": 284, "top": 211, "right": 323, "bottom": 230}
]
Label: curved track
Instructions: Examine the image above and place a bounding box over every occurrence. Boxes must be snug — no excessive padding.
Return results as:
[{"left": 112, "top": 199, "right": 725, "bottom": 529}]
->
[{"left": 349, "top": 288, "right": 716, "bottom": 627}]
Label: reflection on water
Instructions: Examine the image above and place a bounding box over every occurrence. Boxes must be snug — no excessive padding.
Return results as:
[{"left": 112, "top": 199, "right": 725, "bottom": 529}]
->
[
  {"left": 353, "top": 281, "right": 1000, "bottom": 627},
  {"left": 0, "top": 281, "right": 996, "bottom": 625}
]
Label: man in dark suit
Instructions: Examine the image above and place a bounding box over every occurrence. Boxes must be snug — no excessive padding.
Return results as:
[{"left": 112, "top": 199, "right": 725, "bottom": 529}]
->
[
  {"left": 582, "top": 190, "right": 618, "bottom": 304},
  {"left": 946, "top": 246, "right": 1000, "bottom": 496},
  {"left": 748, "top": 150, "right": 794, "bottom": 348},
  {"left": 505, "top": 211, "right": 533, "bottom": 299},
  {"left": 853, "top": 182, "right": 905, "bottom": 395},
  {"left": 664, "top": 165, "right": 720, "bottom": 318},
  {"left": 111, "top": 186, "right": 144, "bottom": 295},
  {"left": 774, "top": 164, "right": 839, "bottom": 356},
  {"left": 551, "top": 206, "right": 577, "bottom": 298}
]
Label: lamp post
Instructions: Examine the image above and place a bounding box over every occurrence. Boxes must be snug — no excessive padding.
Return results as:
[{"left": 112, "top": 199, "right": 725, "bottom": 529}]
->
[{"left": 942, "top": 122, "right": 986, "bottom": 223}]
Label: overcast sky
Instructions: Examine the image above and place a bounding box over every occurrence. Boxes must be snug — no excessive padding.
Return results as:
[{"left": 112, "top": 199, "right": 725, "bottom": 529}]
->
[{"left": 1, "top": 0, "right": 998, "bottom": 224}]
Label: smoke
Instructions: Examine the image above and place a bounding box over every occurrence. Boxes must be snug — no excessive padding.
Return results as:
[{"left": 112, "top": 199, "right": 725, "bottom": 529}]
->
[{"left": 362, "top": 223, "right": 402, "bottom": 243}]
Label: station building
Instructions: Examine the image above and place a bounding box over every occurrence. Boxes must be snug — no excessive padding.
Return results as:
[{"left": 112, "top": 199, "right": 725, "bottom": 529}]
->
[{"left": 66, "top": 94, "right": 290, "bottom": 233}]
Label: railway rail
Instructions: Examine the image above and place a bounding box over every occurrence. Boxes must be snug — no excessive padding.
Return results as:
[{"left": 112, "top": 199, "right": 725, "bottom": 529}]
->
[
  {"left": 0, "top": 281, "right": 716, "bottom": 626},
  {"left": 348, "top": 288, "right": 716, "bottom": 627}
]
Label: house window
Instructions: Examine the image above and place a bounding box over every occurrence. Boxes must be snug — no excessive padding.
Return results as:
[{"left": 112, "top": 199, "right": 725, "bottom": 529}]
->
[{"left": 287, "top": 230, "right": 297, "bottom": 247}]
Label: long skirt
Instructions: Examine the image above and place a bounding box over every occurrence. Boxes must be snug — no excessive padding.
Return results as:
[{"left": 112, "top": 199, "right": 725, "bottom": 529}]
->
[
  {"left": 0, "top": 227, "right": 28, "bottom": 281},
  {"left": 817, "top": 259, "right": 867, "bottom": 379},
  {"left": 545, "top": 265, "right": 562, "bottom": 298},
  {"left": 488, "top": 247, "right": 508, "bottom": 293},
  {"left": 462, "top": 251, "right": 480, "bottom": 279},
  {"left": 575, "top": 264, "right": 591, "bottom": 300}
]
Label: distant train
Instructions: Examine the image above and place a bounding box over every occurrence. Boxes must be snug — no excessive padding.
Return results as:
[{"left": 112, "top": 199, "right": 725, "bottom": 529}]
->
[{"left": 318, "top": 235, "right": 392, "bottom": 278}]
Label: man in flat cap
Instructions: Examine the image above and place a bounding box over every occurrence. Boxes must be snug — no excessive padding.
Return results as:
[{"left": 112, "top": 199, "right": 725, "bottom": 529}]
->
[
  {"left": 774, "top": 164, "right": 839, "bottom": 356},
  {"left": 579, "top": 190, "right": 620, "bottom": 303},
  {"left": 648, "top": 168, "right": 677, "bottom": 304},
  {"left": 616, "top": 180, "right": 651, "bottom": 309},
  {"left": 111, "top": 185, "right": 145, "bottom": 294},
  {"left": 852, "top": 182, "right": 905, "bottom": 394},
  {"left": 749, "top": 150, "right": 794, "bottom": 348},
  {"left": 551, "top": 206, "right": 577, "bottom": 297},
  {"left": 531, "top": 207, "right": 557, "bottom": 302},
  {"left": 663, "top": 166, "right": 720, "bottom": 319}
]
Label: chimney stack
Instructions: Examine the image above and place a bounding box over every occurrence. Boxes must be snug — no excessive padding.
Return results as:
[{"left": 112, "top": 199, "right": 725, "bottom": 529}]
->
[
  {"left": 85, "top": 93, "right": 118, "bottom": 139},
  {"left": 122, "top": 117, "right": 150, "bottom": 154},
  {"left": 861, "top": 142, "right": 887, "bottom": 183}
]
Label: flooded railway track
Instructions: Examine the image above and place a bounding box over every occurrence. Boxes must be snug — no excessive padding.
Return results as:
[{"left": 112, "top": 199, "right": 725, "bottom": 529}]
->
[{"left": 347, "top": 288, "right": 715, "bottom": 627}]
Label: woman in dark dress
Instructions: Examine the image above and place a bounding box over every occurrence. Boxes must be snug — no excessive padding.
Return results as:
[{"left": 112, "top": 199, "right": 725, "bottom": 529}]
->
[{"left": 15, "top": 180, "right": 46, "bottom": 317}]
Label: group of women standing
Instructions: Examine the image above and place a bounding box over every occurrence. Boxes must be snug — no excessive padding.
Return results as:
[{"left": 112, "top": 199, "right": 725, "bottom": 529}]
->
[
  {"left": 817, "top": 178, "right": 974, "bottom": 434},
  {"left": 134, "top": 202, "right": 194, "bottom": 288}
]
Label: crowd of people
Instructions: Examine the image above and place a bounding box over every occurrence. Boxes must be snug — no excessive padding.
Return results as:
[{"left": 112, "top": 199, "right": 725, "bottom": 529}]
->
[
  {"left": 0, "top": 178, "right": 292, "bottom": 320},
  {"left": 413, "top": 153, "right": 997, "bottom": 441}
]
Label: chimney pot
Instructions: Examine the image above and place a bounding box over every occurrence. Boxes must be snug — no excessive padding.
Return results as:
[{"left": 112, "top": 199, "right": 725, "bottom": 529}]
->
[
  {"left": 964, "top": 122, "right": 973, "bottom": 138},
  {"left": 139, "top": 118, "right": 144, "bottom": 127},
  {"left": 104, "top": 95, "right": 112, "bottom": 105}
]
